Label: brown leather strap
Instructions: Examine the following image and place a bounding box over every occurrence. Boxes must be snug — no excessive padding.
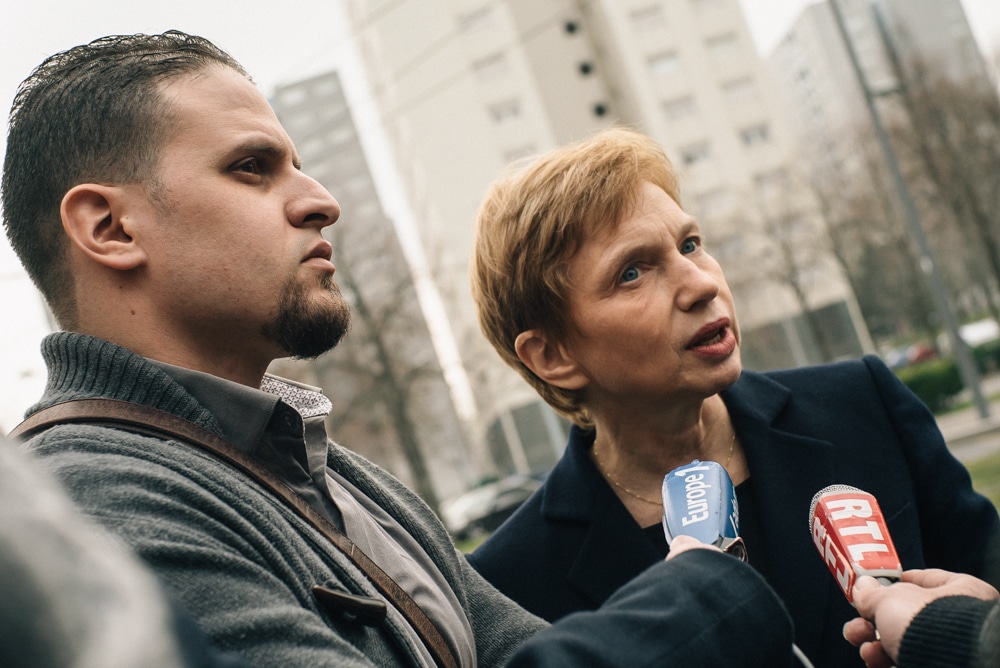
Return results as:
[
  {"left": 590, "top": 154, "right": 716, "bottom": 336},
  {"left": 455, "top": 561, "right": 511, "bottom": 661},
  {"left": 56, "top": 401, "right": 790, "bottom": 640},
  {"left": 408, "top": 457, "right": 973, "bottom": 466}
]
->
[{"left": 9, "top": 398, "right": 459, "bottom": 668}]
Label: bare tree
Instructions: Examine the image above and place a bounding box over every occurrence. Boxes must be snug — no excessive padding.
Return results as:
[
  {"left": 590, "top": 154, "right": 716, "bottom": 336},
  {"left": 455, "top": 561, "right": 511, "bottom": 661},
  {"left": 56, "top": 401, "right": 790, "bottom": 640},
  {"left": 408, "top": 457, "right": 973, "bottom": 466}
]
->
[
  {"left": 273, "top": 215, "right": 469, "bottom": 516},
  {"left": 751, "top": 194, "right": 836, "bottom": 362},
  {"left": 882, "top": 47, "right": 1000, "bottom": 324},
  {"left": 805, "top": 124, "right": 938, "bottom": 342}
]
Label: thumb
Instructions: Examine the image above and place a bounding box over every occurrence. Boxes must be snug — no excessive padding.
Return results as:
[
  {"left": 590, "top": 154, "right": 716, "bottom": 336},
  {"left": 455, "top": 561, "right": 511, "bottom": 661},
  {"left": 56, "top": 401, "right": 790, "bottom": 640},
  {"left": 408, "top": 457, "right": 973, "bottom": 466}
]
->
[{"left": 854, "top": 575, "right": 880, "bottom": 592}]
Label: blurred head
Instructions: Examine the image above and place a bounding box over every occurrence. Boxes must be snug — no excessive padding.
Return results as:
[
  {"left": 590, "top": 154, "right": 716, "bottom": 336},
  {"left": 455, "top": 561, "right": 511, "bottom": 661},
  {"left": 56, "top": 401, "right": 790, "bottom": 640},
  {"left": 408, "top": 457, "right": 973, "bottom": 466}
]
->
[
  {"left": 2, "top": 31, "right": 249, "bottom": 328},
  {"left": 470, "top": 127, "right": 681, "bottom": 425}
]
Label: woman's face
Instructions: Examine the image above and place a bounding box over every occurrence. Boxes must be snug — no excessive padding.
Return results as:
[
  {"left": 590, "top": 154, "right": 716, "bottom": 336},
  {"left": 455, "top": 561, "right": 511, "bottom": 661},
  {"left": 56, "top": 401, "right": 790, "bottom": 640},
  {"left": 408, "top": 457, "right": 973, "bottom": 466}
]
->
[{"left": 558, "top": 181, "right": 742, "bottom": 411}]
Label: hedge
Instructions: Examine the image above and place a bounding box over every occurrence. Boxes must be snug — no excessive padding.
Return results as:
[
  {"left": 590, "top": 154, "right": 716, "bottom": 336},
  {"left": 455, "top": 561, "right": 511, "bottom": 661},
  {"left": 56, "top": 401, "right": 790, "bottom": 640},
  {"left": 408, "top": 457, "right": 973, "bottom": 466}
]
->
[{"left": 896, "top": 358, "right": 964, "bottom": 413}]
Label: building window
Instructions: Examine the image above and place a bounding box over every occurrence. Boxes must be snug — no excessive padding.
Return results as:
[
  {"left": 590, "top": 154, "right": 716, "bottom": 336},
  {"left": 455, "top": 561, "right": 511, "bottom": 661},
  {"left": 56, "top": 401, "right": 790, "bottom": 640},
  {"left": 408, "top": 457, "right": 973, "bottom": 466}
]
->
[
  {"left": 343, "top": 174, "right": 372, "bottom": 196},
  {"left": 662, "top": 95, "right": 697, "bottom": 121},
  {"left": 630, "top": 5, "right": 666, "bottom": 31},
  {"left": 327, "top": 125, "right": 355, "bottom": 148},
  {"left": 706, "top": 32, "right": 740, "bottom": 63},
  {"left": 740, "top": 123, "right": 771, "bottom": 146},
  {"left": 695, "top": 188, "right": 733, "bottom": 218},
  {"left": 352, "top": 200, "right": 380, "bottom": 219},
  {"left": 722, "top": 76, "right": 757, "bottom": 103},
  {"left": 488, "top": 98, "right": 521, "bottom": 123},
  {"left": 593, "top": 102, "right": 609, "bottom": 117},
  {"left": 458, "top": 6, "right": 493, "bottom": 33},
  {"left": 754, "top": 168, "right": 789, "bottom": 199},
  {"left": 579, "top": 61, "right": 594, "bottom": 76},
  {"left": 648, "top": 51, "right": 681, "bottom": 77},
  {"left": 299, "top": 135, "right": 329, "bottom": 159},
  {"left": 275, "top": 86, "right": 307, "bottom": 106},
  {"left": 311, "top": 77, "right": 339, "bottom": 97},
  {"left": 680, "top": 141, "right": 711, "bottom": 166},
  {"left": 692, "top": 0, "right": 726, "bottom": 10},
  {"left": 472, "top": 53, "right": 508, "bottom": 82}
]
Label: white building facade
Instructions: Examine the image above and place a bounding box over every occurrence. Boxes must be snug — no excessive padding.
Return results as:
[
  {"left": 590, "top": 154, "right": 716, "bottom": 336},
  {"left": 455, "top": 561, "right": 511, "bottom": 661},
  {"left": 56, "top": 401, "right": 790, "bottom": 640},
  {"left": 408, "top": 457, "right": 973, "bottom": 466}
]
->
[{"left": 349, "top": 0, "right": 870, "bottom": 478}]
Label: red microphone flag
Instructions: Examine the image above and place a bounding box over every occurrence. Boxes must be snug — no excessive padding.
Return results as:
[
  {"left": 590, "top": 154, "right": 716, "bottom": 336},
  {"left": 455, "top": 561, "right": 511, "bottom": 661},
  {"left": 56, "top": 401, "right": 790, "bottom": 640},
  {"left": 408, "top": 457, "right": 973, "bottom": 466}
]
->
[{"left": 809, "top": 485, "right": 902, "bottom": 603}]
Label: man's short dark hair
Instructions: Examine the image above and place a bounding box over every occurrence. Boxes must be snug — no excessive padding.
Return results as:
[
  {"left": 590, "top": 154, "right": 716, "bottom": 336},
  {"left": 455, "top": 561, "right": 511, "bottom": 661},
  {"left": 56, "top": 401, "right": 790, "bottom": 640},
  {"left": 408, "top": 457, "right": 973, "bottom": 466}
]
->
[{"left": 1, "top": 31, "right": 249, "bottom": 326}]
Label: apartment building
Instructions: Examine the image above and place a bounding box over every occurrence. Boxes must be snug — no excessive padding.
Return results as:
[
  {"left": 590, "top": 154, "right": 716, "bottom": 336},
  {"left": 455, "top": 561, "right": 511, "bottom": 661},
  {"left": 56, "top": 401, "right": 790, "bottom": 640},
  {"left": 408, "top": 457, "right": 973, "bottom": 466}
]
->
[
  {"left": 270, "top": 71, "right": 475, "bottom": 503},
  {"left": 769, "top": 0, "right": 990, "bottom": 183},
  {"left": 349, "top": 0, "right": 869, "bottom": 477}
]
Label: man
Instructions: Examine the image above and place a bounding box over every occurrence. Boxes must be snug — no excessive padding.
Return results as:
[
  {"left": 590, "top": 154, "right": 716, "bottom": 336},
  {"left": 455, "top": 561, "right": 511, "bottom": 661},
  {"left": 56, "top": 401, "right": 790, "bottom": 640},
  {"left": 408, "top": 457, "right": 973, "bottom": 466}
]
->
[
  {"left": 3, "top": 31, "right": 794, "bottom": 666},
  {"left": 844, "top": 570, "right": 1000, "bottom": 668}
]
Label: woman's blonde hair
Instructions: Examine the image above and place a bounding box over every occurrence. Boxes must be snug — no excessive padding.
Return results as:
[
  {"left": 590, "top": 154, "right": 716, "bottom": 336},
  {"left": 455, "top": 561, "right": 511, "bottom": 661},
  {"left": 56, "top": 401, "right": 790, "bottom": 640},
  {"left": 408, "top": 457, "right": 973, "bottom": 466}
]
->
[{"left": 470, "top": 126, "right": 680, "bottom": 426}]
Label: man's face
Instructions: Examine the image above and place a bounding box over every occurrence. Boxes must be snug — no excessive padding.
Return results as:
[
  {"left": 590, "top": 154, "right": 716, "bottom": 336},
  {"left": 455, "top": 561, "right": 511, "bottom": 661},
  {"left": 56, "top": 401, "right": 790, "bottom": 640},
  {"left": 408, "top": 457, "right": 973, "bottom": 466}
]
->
[{"left": 133, "top": 66, "right": 349, "bottom": 366}]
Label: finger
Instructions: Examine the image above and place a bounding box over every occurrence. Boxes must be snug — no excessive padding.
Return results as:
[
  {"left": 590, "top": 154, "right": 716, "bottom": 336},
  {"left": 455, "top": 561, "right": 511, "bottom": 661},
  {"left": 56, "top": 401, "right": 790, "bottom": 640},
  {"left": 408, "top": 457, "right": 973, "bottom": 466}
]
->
[
  {"left": 901, "top": 569, "right": 1000, "bottom": 599},
  {"left": 901, "top": 569, "right": 950, "bottom": 587},
  {"left": 851, "top": 576, "right": 887, "bottom": 617},
  {"left": 843, "top": 617, "right": 877, "bottom": 647},
  {"left": 859, "top": 640, "right": 894, "bottom": 668},
  {"left": 666, "top": 535, "right": 722, "bottom": 560}
]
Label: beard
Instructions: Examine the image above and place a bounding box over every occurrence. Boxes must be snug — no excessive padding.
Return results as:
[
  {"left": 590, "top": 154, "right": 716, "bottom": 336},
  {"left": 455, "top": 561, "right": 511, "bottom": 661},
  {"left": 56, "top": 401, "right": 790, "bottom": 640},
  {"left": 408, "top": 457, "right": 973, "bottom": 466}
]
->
[{"left": 261, "top": 273, "right": 351, "bottom": 359}]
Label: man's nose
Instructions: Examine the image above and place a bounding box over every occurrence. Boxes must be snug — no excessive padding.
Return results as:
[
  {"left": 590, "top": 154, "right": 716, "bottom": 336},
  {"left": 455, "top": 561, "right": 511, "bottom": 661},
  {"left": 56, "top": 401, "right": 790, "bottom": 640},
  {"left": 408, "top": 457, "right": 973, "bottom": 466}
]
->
[{"left": 289, "top": 173, "right": 340, "bottom": 229}]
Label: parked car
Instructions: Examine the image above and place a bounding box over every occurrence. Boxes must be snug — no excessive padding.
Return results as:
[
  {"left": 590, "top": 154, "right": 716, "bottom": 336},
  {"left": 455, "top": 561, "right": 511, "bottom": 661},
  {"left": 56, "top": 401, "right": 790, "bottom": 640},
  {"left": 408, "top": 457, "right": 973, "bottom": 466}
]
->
[
  {"left": 882, "top": 340, "right": 939, "bottom": 369},
  {"left": 441, "top": 474, "right": 543, "bottom": 541}
]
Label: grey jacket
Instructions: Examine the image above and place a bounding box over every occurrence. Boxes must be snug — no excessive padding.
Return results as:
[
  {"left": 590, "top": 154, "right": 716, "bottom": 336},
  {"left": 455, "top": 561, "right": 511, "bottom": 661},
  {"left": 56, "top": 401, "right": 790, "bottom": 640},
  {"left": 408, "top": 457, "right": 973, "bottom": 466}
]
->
[
  {"left": 21, "top": 332, "right": 545, "bottom": 667},
  {"left": 18, "top": 332, "right": 796, "bottom": 667}
]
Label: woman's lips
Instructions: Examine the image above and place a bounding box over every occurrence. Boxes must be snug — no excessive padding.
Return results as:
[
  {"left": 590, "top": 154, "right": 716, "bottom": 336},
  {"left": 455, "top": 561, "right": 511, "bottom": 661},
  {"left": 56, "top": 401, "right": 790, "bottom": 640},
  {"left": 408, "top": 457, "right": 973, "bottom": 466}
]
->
[{"left": 687, "top": 319, "right": 736, "bottom": 357}]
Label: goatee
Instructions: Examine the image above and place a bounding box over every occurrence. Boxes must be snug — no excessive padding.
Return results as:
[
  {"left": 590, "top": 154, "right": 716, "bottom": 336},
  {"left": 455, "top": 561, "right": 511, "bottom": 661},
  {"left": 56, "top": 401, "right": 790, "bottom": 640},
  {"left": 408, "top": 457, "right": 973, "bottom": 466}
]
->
[{"left": 262, "top": 274, "right": 351, "bottom": 359}]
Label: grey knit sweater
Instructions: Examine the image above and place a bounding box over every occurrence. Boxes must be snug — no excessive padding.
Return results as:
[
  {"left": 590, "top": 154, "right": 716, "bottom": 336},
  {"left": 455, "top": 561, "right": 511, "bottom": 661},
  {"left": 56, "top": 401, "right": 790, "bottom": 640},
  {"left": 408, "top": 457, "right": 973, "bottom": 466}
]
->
[
  {"left": 898, "top": 596, "right": 1000, "bottom": 668},
  {"left": 21, "top": 332, "right": 547, "bottom": 667}
]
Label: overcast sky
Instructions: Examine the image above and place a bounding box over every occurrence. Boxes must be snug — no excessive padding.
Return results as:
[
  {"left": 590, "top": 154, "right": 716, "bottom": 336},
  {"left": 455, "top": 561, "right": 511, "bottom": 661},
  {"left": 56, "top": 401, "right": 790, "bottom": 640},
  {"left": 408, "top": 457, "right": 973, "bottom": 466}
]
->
[{"left": 1, "top": 0, "right": 998, "bottom": 429}]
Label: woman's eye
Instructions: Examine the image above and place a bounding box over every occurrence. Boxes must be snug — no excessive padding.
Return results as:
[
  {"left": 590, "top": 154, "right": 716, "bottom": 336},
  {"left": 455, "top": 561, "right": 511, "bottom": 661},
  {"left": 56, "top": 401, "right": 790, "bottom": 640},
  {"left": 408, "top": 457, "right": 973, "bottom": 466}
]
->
[
  {"left": 620, "top": 266, "right": 641, "bottom": 283},
  {"left": 681, "top": 238, "right": 699, "bottom": 254}
]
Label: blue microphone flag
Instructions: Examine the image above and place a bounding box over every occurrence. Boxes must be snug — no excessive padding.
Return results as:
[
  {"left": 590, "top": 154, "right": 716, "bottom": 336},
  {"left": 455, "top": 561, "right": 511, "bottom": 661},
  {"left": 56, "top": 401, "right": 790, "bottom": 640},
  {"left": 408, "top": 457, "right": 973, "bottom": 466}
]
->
[{"left": 662, "top": 459, "right": 747, "bottom": 560}]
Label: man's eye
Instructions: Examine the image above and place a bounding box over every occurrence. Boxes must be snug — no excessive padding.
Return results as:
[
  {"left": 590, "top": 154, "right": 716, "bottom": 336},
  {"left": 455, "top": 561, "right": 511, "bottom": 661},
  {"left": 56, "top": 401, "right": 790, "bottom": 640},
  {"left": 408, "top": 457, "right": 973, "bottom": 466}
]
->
[
  {"left": 620, "top": 266, "right": 641, "bottom": 283},
  {"left": 681, "top": 238, "right": 699, "bottom": 254},
  {"left": 234, "top": 158, "right": 261, "bottom": 174}
]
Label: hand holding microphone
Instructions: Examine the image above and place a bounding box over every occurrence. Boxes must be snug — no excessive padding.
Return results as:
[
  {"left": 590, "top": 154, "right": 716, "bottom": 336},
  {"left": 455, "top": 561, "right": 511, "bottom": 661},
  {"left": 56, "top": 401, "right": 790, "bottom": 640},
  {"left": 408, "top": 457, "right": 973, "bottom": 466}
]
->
[
  {"left": 809, "top": 484, "right": 903, "bottom": 667},
  {"left": 664, "top": 460, "right": 817, "bottom": 667},
  {"left": 844, "top": 570, "right": 1000, "bottom": 666}
]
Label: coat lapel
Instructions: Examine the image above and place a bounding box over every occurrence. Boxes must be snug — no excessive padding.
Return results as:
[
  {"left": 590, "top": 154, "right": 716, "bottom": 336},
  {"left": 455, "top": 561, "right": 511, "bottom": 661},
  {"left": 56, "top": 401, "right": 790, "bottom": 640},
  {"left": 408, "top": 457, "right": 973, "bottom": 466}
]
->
[
  {"left": 542, "top": 375, "right": 844, "bottom": 652},
  {"left": 723, "top": 371, "right": 838, "bottom": 656},
  {"left": 542, "top": 427, "right": 663, "bottom": 608}
]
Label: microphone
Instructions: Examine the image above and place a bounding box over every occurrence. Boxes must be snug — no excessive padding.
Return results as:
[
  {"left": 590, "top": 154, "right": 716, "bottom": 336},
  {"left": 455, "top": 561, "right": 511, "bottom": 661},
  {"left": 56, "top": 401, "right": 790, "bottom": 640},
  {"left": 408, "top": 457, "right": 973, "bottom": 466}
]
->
[
  {"left": 808, "top": 484, "right": 902, "bottom": 603},
  {"left": 662, "top": 459, "right": 747, "bottom": 561},
  {"left": 665, "top": 460, "right": 817, "bottom": 668}
]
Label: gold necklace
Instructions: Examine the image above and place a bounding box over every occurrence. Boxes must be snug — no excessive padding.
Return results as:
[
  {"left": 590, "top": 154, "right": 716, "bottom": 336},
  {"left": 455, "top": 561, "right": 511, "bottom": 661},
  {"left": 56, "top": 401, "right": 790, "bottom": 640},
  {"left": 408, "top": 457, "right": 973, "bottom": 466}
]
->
[{"left": 592, "top": 431, "right": 736, "bottom": 506}]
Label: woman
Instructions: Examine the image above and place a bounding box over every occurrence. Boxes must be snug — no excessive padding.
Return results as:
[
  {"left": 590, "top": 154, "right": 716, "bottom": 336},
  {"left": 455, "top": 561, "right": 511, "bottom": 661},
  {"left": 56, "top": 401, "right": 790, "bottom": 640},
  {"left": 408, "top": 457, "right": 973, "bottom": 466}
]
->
[{"left": 467, "top": 127, "right": 1000, "bottom": 668}]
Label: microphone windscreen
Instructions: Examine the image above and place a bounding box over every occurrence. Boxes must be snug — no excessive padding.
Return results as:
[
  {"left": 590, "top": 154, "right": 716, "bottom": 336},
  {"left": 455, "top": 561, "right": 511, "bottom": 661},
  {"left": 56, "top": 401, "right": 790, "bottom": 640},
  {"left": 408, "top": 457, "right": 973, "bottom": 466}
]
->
[
  {"left": 662, "top": 459, "right": 746, "bottom": 560},
  {"left": 809, "top": 485, "right": 901, "bottom": 602}
]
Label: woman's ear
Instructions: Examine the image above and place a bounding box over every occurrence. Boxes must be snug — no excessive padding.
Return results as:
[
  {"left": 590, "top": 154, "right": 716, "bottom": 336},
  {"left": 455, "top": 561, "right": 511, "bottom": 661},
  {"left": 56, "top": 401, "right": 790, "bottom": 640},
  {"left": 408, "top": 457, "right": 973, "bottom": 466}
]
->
[
  {"left": 515, "top": 329, "right": 589, "bottom": 390},
  {"left": 61, "top": 183, "right": 148, "bottom": 271}
]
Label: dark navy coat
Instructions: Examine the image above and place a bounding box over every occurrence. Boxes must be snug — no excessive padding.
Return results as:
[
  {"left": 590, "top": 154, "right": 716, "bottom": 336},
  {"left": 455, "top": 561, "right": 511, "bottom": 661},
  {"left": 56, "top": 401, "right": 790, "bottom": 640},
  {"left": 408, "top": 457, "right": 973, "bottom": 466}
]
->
[{"left": 470, "top": 356, "right": 1000, "bottom": 668}]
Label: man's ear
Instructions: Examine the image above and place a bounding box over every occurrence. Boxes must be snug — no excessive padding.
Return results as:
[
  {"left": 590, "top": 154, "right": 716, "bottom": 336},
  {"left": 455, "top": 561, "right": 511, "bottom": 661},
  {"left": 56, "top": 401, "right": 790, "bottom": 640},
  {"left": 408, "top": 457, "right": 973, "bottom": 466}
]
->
[
  {"left": 60, "top": 183, "right": 148, "bottom": 271},
  {"left": 514, "top": 329, "right": 589, "bottom": 390}
]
